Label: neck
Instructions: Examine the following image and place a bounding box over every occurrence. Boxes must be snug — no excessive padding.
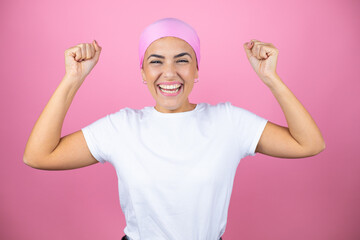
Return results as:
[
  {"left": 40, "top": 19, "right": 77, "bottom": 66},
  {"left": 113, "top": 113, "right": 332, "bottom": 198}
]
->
[{"left": 155, "top": 101, "right": 196, "bottom": 113}]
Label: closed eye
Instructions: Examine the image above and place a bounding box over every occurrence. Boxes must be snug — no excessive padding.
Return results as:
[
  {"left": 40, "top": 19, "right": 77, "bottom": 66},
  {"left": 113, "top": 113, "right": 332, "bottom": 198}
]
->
[
  {"left": 150, "top": 60, "right": 162, "bottom": 64},
  {"left": 150, "top": 60, "right": 189, "bottom": 64}
]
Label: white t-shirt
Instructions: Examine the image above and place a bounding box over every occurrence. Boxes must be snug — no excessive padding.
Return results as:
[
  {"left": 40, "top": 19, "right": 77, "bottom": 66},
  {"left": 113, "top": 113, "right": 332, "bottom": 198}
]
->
[{"left": 81, "top": 102, "right": 268, "bottom": 240}]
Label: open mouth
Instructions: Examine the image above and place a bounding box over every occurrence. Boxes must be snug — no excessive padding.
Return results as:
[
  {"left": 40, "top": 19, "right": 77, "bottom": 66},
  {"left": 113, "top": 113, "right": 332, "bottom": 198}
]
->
[{"left": 157, "top": 84, "right": 183, "bottom": 96}]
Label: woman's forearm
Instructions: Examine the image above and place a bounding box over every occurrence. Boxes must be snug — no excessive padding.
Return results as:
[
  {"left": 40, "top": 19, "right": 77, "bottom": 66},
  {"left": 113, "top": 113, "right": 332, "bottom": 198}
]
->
[
  {"left": 267, "top": 74, "right": 325, "bottom": 153},
  {"left": 23, "top": 75, "right": 84, "bottom": 165}
]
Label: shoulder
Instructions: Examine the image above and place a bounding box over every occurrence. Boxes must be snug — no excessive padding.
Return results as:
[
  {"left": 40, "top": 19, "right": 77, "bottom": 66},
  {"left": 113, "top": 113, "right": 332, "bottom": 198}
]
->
[
  {"left": 197, "top": 102, "right": 250, "bottom": 124},
  {"left": 202, "top": 101, "right": 247, "bottom": 110},
  {"left": 199, "top": 101, "right": 231, "bottom": 111},
  {"left": 85, "top": 106, "right": 149, "bottom": 130},
  {"left": 205, "top": 102, "right": 267, "bottom": 126},
  {"left": 201, "top": 101, "right": 249, "bottom": 115},
  {"left": 107, "top": 106, "right": 151, "bottom": 120}
]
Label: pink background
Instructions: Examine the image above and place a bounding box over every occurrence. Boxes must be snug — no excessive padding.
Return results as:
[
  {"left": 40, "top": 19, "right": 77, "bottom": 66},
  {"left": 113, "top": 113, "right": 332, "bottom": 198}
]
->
[{"left": 1, "top": 0, "right": 359, "bottom": 239}]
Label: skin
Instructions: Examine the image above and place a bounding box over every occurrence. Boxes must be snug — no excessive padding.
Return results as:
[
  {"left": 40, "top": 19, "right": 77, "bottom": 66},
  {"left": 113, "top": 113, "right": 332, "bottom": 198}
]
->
[
  {"left": 23, "top": 41, "right": 102, "bottom": 170},
  {"left": 242, "top": 40, "right": 325, "bottom": 157},
  {"left": 23, "top": 37, "right": 325, "bottom": 171},
  {"left": 141, "top": 37, "right": 199, "bottom": 113}
]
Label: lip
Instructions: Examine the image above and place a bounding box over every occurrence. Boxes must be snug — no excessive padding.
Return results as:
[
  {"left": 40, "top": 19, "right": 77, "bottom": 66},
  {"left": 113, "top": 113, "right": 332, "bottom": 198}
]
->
[{"left": 157, "top": 84, "right": 183, "bottom": 97}]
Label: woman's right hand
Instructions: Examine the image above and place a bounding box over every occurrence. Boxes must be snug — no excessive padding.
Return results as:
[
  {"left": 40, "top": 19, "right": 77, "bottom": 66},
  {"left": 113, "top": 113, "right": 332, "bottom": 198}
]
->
[
  {"left": 64, "top": 40, "right": 102, "bottom": 81},
  {"left": 23, "top": 40, "right": 103, "bottom": 170}
]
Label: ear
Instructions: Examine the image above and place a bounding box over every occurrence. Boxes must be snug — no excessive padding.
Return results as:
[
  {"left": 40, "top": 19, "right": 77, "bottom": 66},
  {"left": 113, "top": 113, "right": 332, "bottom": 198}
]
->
[
  {"left": 141, "top": 68, "right": 147, "bottom": 82},
  {"left": 194, "top": 68, "right": 199, "bottom": 79}
]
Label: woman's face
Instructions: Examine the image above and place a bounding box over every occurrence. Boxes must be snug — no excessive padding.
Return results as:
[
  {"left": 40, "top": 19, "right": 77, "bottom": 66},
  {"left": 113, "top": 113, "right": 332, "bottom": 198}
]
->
[{"left": 141, "top": 36, "right": 199, "bottom": 113}]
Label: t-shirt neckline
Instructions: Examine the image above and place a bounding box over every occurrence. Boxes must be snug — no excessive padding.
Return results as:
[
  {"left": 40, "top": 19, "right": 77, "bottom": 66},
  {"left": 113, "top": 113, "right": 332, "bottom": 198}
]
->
[{"left": 151, "top": 103, "right": 202, "bottom": 117}]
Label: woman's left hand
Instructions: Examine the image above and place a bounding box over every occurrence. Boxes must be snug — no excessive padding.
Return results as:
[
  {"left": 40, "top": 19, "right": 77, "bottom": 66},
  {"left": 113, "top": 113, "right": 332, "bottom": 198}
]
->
[
  {"left": 243, "top": 40, "right": 325, "bottom": 158},
  {"left": 243, "top": 39, "right": 279, "bottom": 86}
]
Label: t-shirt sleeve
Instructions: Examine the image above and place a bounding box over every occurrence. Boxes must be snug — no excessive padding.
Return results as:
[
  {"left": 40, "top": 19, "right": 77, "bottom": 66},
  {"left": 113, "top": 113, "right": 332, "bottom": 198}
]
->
[
  {"left": 81, "top": 114, "right": 114, "bottom": 164},
  {"left": 225, "top": 101, "right": 268, "bottom": 156}
]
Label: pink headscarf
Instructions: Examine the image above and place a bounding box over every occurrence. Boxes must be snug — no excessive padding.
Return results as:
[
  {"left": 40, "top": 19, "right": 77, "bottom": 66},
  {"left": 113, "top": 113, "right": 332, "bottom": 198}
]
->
[{"left": 139, "top": 18, "right": 200, "bottom": 70}]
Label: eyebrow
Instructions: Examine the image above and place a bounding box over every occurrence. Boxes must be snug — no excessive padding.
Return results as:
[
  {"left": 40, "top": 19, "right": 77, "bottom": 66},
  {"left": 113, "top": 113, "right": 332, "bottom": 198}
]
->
[{"left": 147, "top": 52, "right": 192, "bottom": 60}]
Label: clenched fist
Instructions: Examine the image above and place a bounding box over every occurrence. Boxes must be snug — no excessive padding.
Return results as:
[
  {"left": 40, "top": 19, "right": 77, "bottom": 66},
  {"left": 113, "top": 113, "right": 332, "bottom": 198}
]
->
[
  {"left": 243, "top": 39, "right": 279, "bottom": 86},
  {"left": 64, "top": 40, "right": 102, "bottom": 80}
]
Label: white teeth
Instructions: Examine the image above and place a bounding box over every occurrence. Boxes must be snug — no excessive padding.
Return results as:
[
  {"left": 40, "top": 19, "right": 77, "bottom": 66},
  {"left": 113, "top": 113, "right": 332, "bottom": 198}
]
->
[
  {"left": 161, "top": 87, "right": 180, "bottom": 93},
  {"left": 159, "top": 84, "right": 181, "bottom": 89}
]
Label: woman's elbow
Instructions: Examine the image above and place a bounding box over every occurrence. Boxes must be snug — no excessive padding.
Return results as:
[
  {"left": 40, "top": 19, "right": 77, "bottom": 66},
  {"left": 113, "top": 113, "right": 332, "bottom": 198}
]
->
[
  {"left": 23, "top": 153, "right": 45, "bottom": 169},
  {"left": 317, "top": 135, "right": 326, "bottom": 153},
  {"left": 320, "top": 140, "right": 326, "bottom": 152},
  {"left": 307, "top": 140, "right": 326, "bottom": 157},
  {"left": 23, "top": 154, "right": 36, "bottom": 168}
]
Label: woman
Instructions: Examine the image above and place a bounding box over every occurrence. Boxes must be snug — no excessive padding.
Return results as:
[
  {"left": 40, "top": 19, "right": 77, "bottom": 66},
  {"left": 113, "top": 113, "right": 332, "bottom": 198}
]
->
[{"left": 24, "top": 18, "right": 325, "bottom": 240}]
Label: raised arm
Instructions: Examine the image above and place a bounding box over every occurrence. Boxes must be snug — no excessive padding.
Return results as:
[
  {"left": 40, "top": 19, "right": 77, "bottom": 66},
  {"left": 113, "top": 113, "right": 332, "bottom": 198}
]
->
[
  {"left": 23, "top": 40, "right": 102, "bottom": 170},
  {"left": 243, "top": 40, "right": 325, "bottom": 158}
]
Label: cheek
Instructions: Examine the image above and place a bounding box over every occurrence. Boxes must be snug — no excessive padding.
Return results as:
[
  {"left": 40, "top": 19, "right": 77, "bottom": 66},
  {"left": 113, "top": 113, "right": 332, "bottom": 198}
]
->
[
  {"left": 147, "top": 69, "right": 161, "bottom": 81},
  {"left": 177, "top": 66, "right": 195, "bottom": 78},
  {"left": 147, "top": 84, "right": 157, "bottom": 95},
  {"left": 184, "top": 81, "right": 194, "bottom": 92}
]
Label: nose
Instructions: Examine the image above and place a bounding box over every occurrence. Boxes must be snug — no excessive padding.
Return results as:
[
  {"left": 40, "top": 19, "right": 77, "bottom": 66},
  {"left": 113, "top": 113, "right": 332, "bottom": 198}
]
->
[{"left": 163, "top": 62, "right": 177, "bottom": 79}]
